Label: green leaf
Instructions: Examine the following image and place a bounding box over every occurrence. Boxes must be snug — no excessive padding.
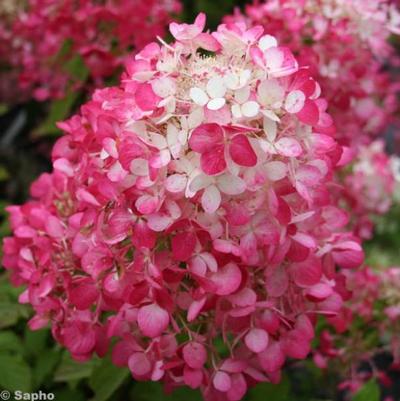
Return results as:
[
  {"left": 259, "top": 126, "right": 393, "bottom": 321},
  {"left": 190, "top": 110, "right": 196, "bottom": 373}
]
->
[
  {"left": 0, "top": 331, "right": 22, "bottom": 353},
  {"left": 34, "top": 91, "right": 79, "bottom": 137},
  {"left": 0, "top": 354, "right": 32, "bottom": 392},
  {"left": 0, "top": 302, "right": 31, "bottom": 329},
  {"left": 0, "top": 104, "right": 9, "bottom": 115},
  {"left": 0, "top": 165, "right": 9, "bottom": 181},
  {"left": 246, "top": 376, "right": 291, "bottom": 401},
  {"left": 352, "top": 379, "right": 380, "bottom": 401},
  {"left": 33, "top": 348, "right": 61, "bottom": 389},
  {"left": 89, "top": 357, "right": 129, "bottom": 401},
  {"left": 64, "top": 54, "right": 89, "bottom": 81},
  {"left": 131, "top": 381, "right": 202, "bottom": 401},
  {"left": 53, "top": 388, "right": 87, "bottom": 401},
  {"left": 24, "top": 327, "right": 49, "bottom": 358},
  {"left": 54, "top": 352, "right": 96, "bottom": 383}
]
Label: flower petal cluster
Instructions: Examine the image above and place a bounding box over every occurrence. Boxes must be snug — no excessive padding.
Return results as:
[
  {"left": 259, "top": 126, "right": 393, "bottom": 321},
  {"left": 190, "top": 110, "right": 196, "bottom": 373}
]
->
[
  {"left": 313, "top": 265, "right": 400, "bottom": 394},
  {"left": 0, "top": 0, "right": 181, "bottom": 101},
  {"left": 3, "top": 14, "right": 364, "bottom": 401},
  {"left": 225, "top": 0, "right": 400, "bottom": 149},
  {"left": 342, "top": 141, "right": 399, "bottom": 239}
]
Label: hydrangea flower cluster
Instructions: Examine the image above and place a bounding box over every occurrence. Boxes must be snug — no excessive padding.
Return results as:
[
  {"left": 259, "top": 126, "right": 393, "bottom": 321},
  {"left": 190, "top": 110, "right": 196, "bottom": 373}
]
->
[
  {"left": 342, "top": 141, "right": 400, "bottom": 239},
  {"left": 225, "top": 0, "right": 400, "bottom": 148},
  {"left": 2, "top": 14, "right": 364, "bottom": 400},
  {"left": 314, "top": 265, "right": 400, "bottom": 395},
  {"left": 0, "top": 0, "right": 181, "bottom": 101}
]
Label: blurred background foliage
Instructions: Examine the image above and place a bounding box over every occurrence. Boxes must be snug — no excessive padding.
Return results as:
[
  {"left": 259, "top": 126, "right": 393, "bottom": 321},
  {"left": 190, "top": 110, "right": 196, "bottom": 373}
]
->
[{"left": 0, "top": 0, "right": 398, "bottom": 400}]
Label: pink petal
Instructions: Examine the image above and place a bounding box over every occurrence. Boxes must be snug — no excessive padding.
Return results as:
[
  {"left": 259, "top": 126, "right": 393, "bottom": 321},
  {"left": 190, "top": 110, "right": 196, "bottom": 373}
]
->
[
  {"left": 245, "top": 328, "right": 269, "bottom": 353},
  {"left": 137, "top": 303, "right": 169, "bottom": 338},
  {"left": 296, "top": 99, "right": 319, "bottom": 126},
  {"left": 210, "top": 263, "right": 242, "bottom": 295},
  {"left": 250, "top": 46, "right": 265, "bottom": 69},
  {"left": 189, "top": 123, "right": 224, "bottom": 153},
  {"left": 194, "top": 13, "right": 206, "bottom": 31},
  {"left": 227, "top": 373, "right": 247, "bottom": 401},
  {"left": 291, "top": 257, "right": 322, "bottom": 287},
  {"left": 128, "top": 352, "right": 152, "bottom": 378},
  {"left": 172, "top": 232, "right": 196, "bottom": 261},
  {"left": 291, "top": 232, "right": 317, "bottom": 249},
  {"left": 332, "top": 248, "right": 364, "bottom": 269},
  {"left": 296, "top": 164, "right": 322, "bottom": 185},
  {"left": 258, "top": 341, "right": 285, "bottom": 372},
  {"left": 229, "top": 134, "right": 257, "bottom": 167},
  {"left": 76, "top": 188, "right": 100, "bottom": 206},
  {"left": 213, "top": 371, "right": 232, "bottom": 392},
  {"left": 306, "top": 283, "right": 333, "bottom": 301},
  {"left": 187, "top": 297, "right": 206, "bottom": 322},
  {"left": 265, "top": 265, "right": 288, "bottom": 297},
  {"left": 135, "top": 195, "right": 159, "bottom": 215},
  {"left": 282, "top": 330, "right": 311, "bottom": 359},
  {"left": 132, "top": 220, "right": 156, "bottom": 249},
  {"left": 265, "top": 46, "right": 298, "bottom": 77},
  {"left": 183, "top": 342, "right": 207, "bottom": 369},
  {"left": 69, "top": 279, "right": 98, "bottom": 310},
  {"left": 183, "top": 366, "right": 203, "bottom": 389},
  {"left": 195, "top": 33, "right": 221, "bottom": 51},
  {"left": 201, "top": 145, "right": 227, "bottom": 175},
  {"left": 135, "top": 83, "right": 160, "bottom": 111},
  {"left": 28, "top": 315, "right": 49, "bottom": 330},
  {"left": 45, "top": 216, "right": 64, "bottom": 238},
  {"left": 275, "top": 137, "right": 302, "bottom": 157},
  {"left": 260, "top": 310, "right": 280, "bottom": 335}
]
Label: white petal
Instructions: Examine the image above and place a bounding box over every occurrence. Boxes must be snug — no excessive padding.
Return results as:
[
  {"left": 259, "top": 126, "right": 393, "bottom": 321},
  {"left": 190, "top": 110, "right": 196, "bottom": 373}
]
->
[
  {"left": 259, "top": 139, "right": 277, "bottom": 154},
  {"left": 178, "top": 130, "right": 188, "bottom": 146},
  {"left": 257, "top": 79, "right": 284, "bottom": 107},
  {"left": 165, "top": 174, "right": 187, "bottom": 193},
  {"left": 190, "top": 87, "right": 209, "bottom": 106},
  {"left": 285, "top": 90, "right": 306, "bottom": 113},
  {"left": 189, "top": 173, "right": 213, "bottom": 193},
  {"left": 166, "top": 123, "right": 179, "bottom": 146},
  {"left": 235, "top": 86, "right": 250, "bottom": 104},
  {"left": 261, "top": 109, "right": 280, "bottom": 122},
  {"left": 165, "top": 200, "right": 181, "bottom": 220},
  {"left": 201, "top": 185, "right": 221, "bottom": 214},
  {"left": 130, "top": 158, "right": 149, "bottom": 176},
  {"left": 259, "top": 34, "right": 278, "bottom": 51},
  {"left": 100, "top": 148, "right": 109, "bottom": 160},
  {"left": 264, "top": 161, "right": 287, "bottom": 181},
  {"left": 263, "top": 117, "right": 278, "bottom": 142},
  {"left": 217, "top": 174, "right": 246, "bottom": 195},
  {"left": 231, "top": 104, "right": 243, "bottom": 119},
  {"left": 206, "top": 77, "right": 226, "bottom": 98},
  {"left": 241, "top": 101, "right": 260, "bottom": 118},
  {"left": 207, "top": 97, "right": 226, "bottom": 110},
  {"left": 224, "top": 73, "right": 239, "bottom": 90},
  {"left": 165, "top": 97, "right": 176, "bottom": 113},
  {"left": 152, "top": 77, "right": 176, "bottom": 98},
  {"left": 150, "top": 133, "right": 167, "bottom": 149},
  {"left": 188, "top": 107, "right": 204, "bottom": 128},
  {"left": 239, "top": 69, "right": 252, "bottom": 86}
]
